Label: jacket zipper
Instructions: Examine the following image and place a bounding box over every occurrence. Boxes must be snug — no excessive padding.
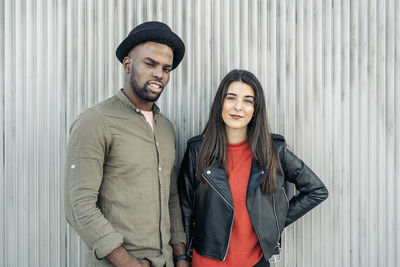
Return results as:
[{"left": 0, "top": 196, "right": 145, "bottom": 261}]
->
[
  {"left": 202, "top": 173, "right": 234, "bottom": 260},
  {"left": 247, "top": 173, "right": 274, "bottom": 263},
  {"left": 266, "top": 188, "right": 287, "bottom": 263},
  {"left": 248, "top": 179, "right": 260, "bottom": 192},
  {"left": 247, "top": 171, "right": 282, "bottom": 262},
  {"left": 271, "top": 194, "right": 281, "bottom": 250},
  {"left": 282, "top": 186, "right": 289, "bottom": 207}
]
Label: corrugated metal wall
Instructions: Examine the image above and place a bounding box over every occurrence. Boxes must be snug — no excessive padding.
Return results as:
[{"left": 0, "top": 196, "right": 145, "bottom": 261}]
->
[{"left": 1, "top": 0, "right": 399, "bottom": 266}]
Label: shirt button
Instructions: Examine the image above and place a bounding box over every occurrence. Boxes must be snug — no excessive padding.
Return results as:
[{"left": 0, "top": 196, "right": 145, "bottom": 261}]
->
[
  {"left": 135, "top": 108, "right": 140, "bottom": 113},
  {"left": 159, "top": 167, "right": 162, "bottom": 171},
  {"left": 206, "top": 170, "right": 211, "bottom": 175},
  {"left": 261, "top": 171, "right": 264, "bottom": 174},
  {"left": 156, "top": 142, "right": 159, "bottom": 146}
]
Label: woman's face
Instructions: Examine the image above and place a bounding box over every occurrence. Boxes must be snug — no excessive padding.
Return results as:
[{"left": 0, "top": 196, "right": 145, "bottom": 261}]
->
[{"left": 221, "top": 81, "right": 255, "bottom": 132}]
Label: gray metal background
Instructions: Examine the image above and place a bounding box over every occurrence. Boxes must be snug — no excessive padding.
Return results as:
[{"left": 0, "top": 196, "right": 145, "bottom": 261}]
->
[{"left": 1, "top": 0, "right": 399, "bottom": 266}]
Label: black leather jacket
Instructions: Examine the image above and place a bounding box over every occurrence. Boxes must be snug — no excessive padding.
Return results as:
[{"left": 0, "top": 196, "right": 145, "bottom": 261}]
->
[{"left": 178, "top": 134, "right": 329, "bottom": 262}]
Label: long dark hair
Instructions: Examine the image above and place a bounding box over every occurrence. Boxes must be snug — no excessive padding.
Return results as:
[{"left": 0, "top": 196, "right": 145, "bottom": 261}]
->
[{"left": 197, "top": 69, "right": 279, "bottom": 194}]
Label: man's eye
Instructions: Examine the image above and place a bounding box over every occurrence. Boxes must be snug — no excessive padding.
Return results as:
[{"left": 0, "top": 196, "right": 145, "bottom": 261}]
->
[
  {"left": 145, "top": 62, "right": 154, "bottom": 66},
  {"left": 164, "top": 69, "right": 171, "bottom": 73}
]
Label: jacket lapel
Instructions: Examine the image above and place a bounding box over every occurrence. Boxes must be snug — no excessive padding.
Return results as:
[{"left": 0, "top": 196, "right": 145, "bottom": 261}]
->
[
  {"left": 247, "top": 160, "right": 267, "bottom": 192},
  {"left": 202, "top": 166, "right": 233, "bottom": 206}
]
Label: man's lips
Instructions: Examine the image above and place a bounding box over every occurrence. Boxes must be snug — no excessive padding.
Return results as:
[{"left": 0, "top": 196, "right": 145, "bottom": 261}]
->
[
  {"left": 230, "top": 114, "right": 243, "bottom": 119},
  {"left": 147, "top": 81, "right": 164, "bottom": 93}
]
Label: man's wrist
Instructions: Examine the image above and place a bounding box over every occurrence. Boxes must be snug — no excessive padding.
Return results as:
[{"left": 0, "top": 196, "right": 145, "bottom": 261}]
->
[{"left": 174, "top": 254, "right": 187, "bottom": 263}]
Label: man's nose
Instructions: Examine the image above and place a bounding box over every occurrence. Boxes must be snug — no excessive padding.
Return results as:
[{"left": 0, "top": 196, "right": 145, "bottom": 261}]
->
[{"left": 152, "top": 67, "right": 163, "bottom": 79}]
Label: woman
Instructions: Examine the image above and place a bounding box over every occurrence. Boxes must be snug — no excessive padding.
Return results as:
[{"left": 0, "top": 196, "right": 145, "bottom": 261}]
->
[{"left": 178, "top": 69, "right": 328, "bottom": 267}]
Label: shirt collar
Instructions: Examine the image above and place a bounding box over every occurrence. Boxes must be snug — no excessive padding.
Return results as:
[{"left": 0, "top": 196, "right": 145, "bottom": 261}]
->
[{"left": 117, "top": 89, "right": 160, "bottom": 115}]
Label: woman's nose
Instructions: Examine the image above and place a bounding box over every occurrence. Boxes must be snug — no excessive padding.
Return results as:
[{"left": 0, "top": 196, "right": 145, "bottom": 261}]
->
[{"left": 233, "top": 100, "right": 242, "bottom": 110}]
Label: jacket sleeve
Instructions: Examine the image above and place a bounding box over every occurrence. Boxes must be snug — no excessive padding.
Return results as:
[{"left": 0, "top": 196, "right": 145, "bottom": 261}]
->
[
  {"left": 177, "top": 143, "right": 196, "bottom": 254},
  {"left": 64, "top": 109, "right": 123, "bottom": 259},
  {"left": 280, "top": 142, "right": 329, "bottom": 227}
]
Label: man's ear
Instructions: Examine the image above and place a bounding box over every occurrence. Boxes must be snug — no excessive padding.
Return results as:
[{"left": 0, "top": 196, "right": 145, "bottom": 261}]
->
[{"left": 123, "top": 56, "right": 131, "bottom": 73}]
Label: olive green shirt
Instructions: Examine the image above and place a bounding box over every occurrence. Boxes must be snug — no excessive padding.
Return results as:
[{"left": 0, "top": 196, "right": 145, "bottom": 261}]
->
[{"left": 64, "top": 90, "right": 186, "bottom": 267}]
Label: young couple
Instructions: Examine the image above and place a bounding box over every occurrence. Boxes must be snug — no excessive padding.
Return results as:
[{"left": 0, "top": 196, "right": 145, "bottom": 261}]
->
[{"left": 65, "top": 21, "right": 328, "bottom": 267}]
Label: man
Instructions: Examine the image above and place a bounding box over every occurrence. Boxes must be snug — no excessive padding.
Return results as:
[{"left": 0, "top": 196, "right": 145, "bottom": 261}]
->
[{"left": 64, "top": 21, "right": 187, "bottom": 267}]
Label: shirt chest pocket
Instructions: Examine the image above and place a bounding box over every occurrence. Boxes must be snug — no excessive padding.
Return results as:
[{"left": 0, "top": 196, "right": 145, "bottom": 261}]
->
[
  {"left": 156, "top": 139, "right": 175, "bottom": 170},
  {"left": 106, "top": 133, "right": 159, "bottom": 169}
]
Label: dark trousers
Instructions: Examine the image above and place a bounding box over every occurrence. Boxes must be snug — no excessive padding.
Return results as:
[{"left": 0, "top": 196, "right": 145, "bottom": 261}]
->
[
  {"left": 253, "top": 256, "right": 270, "bottom": 267},
  {"left": 187, "top": 255, "right": 270, "bottom": 267}
]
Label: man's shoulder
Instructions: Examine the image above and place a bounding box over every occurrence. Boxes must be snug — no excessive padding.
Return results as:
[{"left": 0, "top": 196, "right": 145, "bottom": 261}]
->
[
  {"left": 91, "top": 95, "right": 120, "bottom": 114},
  {"left": 69, "top": 107, "right": 107, "bottom": 135},
  {"left": 70, "top": 95, "right": 120, "bottom": 130},
  {"left": 73, "top": 95, "right": 120, "bottom": 120},
  {"left": 74, "top": 107, "right": 104, "bottom": 123}
]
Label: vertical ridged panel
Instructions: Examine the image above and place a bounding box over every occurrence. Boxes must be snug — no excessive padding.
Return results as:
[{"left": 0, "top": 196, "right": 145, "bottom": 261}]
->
[
  {"left": 395, "top": 1, "right": 400, "bottom": 265},
  {"left": 1, "top": 1, "right": 399, "bottom": 266},
  {"left": 0, "top": 1, "right": 5, "bottom": 267}
]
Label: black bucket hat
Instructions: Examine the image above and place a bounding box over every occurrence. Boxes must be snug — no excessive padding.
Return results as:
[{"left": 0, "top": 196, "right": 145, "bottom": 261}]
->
[{"left": 116, "top": 21, "right": 185, "bottom": 70}]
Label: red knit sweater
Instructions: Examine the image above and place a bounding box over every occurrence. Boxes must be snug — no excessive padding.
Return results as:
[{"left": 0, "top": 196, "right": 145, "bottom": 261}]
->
[{"left": 192, "top": 140, "right": 263, "bottom": 267}]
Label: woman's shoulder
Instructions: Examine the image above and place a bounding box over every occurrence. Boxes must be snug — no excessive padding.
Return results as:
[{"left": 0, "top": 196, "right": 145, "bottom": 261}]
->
[
  {"left": 187, "top": 134, "right": 203, "bottom": 145},
  {"left": 271, "top": 133, "right": 285, "bottom": 141},
  {"left": 270, "top": 133, "right": 287, "bottom": 155},
  {"left": 187, "top": 134, "right": 285, "bottom": 144},
  {"left": 185, "top": 134, "right": 204, "bottom": 153}
]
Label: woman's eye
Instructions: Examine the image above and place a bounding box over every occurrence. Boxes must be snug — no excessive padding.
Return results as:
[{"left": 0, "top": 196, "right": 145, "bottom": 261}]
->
[
  {"left": 226, "top": 96, "right": 236, "bottom": 101},
  {"left": 244, "top": 99, "right": 254, "bottom": 104}
]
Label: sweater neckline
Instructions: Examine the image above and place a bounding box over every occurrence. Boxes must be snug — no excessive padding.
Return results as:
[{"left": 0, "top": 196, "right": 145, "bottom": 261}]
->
[{"left": 227, "top": 139, "right": 249, "bottom": 148}]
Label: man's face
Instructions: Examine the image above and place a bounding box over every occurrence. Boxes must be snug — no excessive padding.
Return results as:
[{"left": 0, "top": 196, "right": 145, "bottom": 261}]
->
[{"left": 126, "top": 41, "right": 174, "bottom": 102}]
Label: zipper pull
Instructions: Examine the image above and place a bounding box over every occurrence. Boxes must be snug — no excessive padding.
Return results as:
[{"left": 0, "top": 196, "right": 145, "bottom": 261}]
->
[
  {"left": 268, "top": 254, "right": 281, "bottom": 263},
  {"left": 268, "top": 243, "right": 281, "bottom": 263}
]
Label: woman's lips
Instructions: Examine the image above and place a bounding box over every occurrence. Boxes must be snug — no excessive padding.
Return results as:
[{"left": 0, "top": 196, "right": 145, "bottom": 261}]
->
[{"left": 230, "top": 114, "right": 243, "bottom": 119}]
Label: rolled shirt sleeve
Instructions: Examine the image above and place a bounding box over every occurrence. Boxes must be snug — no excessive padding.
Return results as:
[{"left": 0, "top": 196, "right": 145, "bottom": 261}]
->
[
  {"left": 168, "top": 154, "right": 187, "bottom": 245},
  {"left": 64, "top": 109, "right": 123, "bottom": 258}
]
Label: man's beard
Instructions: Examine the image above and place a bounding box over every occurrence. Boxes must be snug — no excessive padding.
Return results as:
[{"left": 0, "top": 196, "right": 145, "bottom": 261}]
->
[{"left": 130, "top": 69, "right": 163, "bottom": 102}]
